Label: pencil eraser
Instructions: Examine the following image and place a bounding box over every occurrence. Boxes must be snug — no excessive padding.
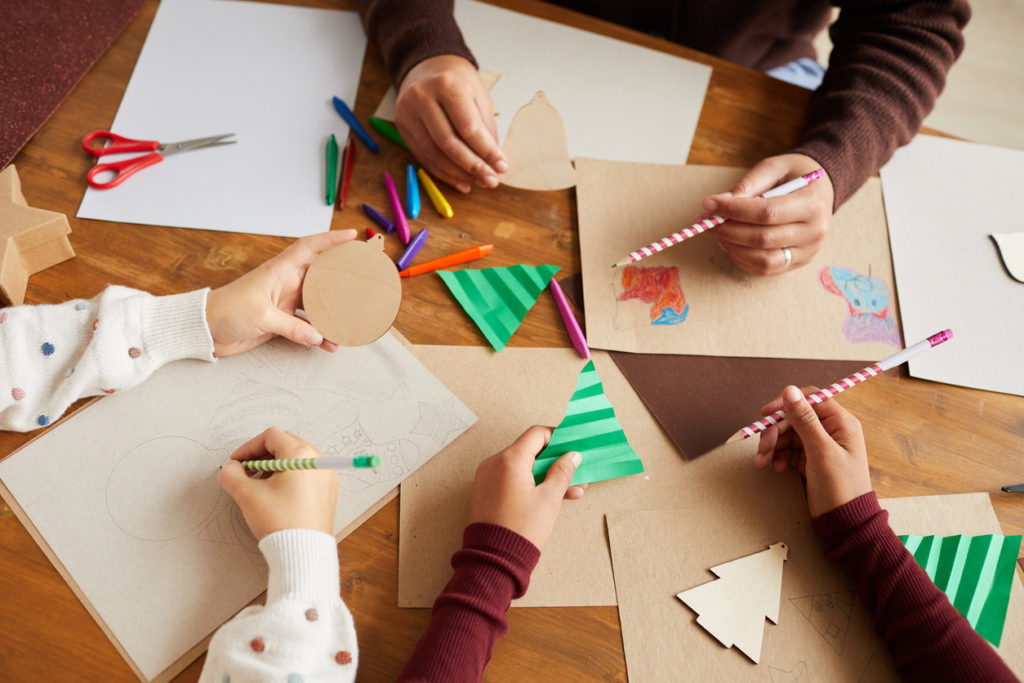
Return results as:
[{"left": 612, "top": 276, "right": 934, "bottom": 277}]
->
[{"left": 928, "top": 329, "right": 954, "bottom": 346}]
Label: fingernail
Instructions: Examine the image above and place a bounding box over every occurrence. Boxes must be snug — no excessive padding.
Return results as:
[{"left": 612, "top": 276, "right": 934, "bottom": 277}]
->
[
  {"left": 783, "top": 385, "right": 803, "bottom": 402},
  {"left": 703, "top": 198, "right": 718, "bottom": 211},
  {"left": 305, "top": 331, "right": 324, "bottom": 346},
  {"left": 483, "top": 174, "right": 498, "bottom": 187},
  {"left": 458, "top": 183, "right": 471, "bottom": 194},
  {"left": 570, "top": 451, "right": 582, "bottom": 466},
  {"left": 495, "top": 160, "right": 508, "bottom": 173}
]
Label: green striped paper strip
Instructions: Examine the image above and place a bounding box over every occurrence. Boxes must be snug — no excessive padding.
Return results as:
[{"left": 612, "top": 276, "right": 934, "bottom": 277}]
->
[
  {"left": 532, "top": 360, "right": 644, "bottom": 486},
  {"left": 243, "top": 458, "right": 317, "bottom": 472},
  {"left": 899, "top": 533, "right": 1022, "bottom": 646},
  {"left": 438, "top": 264, "right": 560, "bottom": 351}
]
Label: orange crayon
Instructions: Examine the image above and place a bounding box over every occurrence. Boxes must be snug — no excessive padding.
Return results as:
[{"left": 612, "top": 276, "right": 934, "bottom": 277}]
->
[{"left": 399, "top": 244, "right": 493, "bottom": 277}]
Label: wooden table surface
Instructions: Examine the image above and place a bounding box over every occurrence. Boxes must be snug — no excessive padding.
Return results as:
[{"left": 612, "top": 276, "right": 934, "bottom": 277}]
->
[{"left": 1, "top": 1, "right": 1021, "bottom": 681}]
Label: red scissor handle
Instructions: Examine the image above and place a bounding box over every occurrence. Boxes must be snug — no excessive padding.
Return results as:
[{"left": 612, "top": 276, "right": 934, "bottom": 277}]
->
[
  {"left": 81, "top": 130, "right": 160, "bottom": 157},
  {"left": 86, "top": 152, "right": 164, "bottom": 189}
]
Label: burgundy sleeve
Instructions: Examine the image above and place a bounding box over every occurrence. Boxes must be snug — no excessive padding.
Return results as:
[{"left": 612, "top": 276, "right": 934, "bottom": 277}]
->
[
  {"left": 357, "top": 0, "right": 478, "bottom": 88},
  {"left": 812, "top": 492, "right": 1017, "bottom": 682},
  {"left": 791, "top": 0, "right": 970, "bottom": 209},
  {"left": 398, "top": 523, "right": 541, "bottom": 682}
]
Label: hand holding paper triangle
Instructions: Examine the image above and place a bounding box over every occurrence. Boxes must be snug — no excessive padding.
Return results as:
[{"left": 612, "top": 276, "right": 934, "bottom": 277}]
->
[
  {"left": 677, "top": 542, "right": 788, "bottom": 664},
  {"left": 532, "top": 360, "right": 644, "bottom": 485},
  {"left": 439, "top": 264, "right": 559, "bottom": 351}
]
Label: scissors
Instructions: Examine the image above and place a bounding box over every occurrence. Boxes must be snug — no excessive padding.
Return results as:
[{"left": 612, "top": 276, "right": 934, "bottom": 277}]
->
[{"left": 81, "top": 131, "right": 236, "bottom": 189}]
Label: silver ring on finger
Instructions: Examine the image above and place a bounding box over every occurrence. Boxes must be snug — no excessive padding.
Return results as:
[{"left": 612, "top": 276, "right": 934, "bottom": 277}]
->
[{"left": 781, "top": 247, "right": 793, "bottom": 269}]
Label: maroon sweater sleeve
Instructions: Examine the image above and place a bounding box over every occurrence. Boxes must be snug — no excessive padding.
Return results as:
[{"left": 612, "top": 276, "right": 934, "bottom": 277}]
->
[
  {"left": 357, "top": 0, "right": 477, "bottom": 88},
  {"left": 398, "top": 522, "right": 541, "bottom": 682},
  {"left": 812, "top": 492, "right": 1017, "bottom": 682},
  {"left": 792, "top": 0, "right": 970, "bottom": 209}
]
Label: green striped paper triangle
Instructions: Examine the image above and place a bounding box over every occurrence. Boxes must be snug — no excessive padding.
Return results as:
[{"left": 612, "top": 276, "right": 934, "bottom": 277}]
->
[
  {"left": 532, "top": 360, "right": 644, "bottom": 486},
  {"left": 898, "top": 533, "right": 1022, "bottom": 646},
  {"left": 439, "top": 264, "right": 560, "bottom": 351}
]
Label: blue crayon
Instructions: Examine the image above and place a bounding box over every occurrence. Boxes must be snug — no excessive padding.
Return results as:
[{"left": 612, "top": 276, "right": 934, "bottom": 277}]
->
[
  {"left": 332, "top": 96, "right": 379, "bottom": 153},
  {"left": 405, "top": 164, "right": 421, "bottom": 219},
  {"left": 362, "top": 203, "right": 394, "bottom": 233},
  {"left": 396, "top": 228, "right": 429, "bottom": 271}
]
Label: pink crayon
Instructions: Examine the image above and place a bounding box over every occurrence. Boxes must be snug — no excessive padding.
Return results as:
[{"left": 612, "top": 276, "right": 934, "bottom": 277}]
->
[
  {"left": 729, "top": 329, "right": 953, "bottom": 442},
  {"left": 549, "top": 278, "right": 590, "bottom": 359},
  {"left": 384, "top": 171, "right": 410, "bottom": 245},
  {"left": 612, "top": 168, "right": 825, "bottom": 269}
]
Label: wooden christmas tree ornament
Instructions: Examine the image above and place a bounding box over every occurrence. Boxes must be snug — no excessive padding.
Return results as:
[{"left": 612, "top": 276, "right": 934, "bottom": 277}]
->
[
  {"left": 0, "top": 165, "right": 75, "bottom": 306},
  {"left": 301, "top": 233, "right": 401, "bottom": 346},
  {"left": 499, "top": 91, "right": 577, "bottom": 191},
  {"left": 676, "top": 542, "right": 789, "bottom": 664}
]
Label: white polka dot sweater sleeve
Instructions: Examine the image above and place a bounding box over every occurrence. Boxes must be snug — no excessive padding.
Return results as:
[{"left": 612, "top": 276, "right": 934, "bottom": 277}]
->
[
  {"left": 200, "top": 529, "right": 358, "bottom": 683},
  {"left": 0, "top": 286, "right": 214, "bottom": 432}
]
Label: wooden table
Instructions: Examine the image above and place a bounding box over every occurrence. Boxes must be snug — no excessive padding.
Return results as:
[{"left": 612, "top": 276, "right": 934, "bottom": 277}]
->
[{"left": 2, "top": 1, "right": 1021, "bottom": 680}]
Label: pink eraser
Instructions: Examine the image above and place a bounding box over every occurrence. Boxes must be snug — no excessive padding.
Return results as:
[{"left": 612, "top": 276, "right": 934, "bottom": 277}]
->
[{"left": 928, "top": 329, "right": 953, "bottom": 346}]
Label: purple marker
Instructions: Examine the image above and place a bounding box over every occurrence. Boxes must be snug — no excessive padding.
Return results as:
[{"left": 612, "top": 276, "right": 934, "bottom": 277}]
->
[
  {"left": 362, "top": 203, "right": 393, "bottom": 233},
  {"left": 384, "top": 171, "right": 410, "bottom": 245},
  {"left": 396, "top": 228, "right": 429, "bottom": 271},
  {"left": 549, "top": 278, "right": 590, "bottom": 359}
]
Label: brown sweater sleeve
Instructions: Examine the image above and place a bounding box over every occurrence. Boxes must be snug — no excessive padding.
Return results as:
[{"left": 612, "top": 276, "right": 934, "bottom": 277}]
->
[
  {"left": 398, "top": 523, "right": 540, "bottom": 682},
  {"left": 812, "top": 492, "right": 1017, "bottom": 682},
  {"left": 357, "top": 0, "right": 478, "bottom": 88},
  {"left": 791, "top": 0, "right": 970, "bottom": 209}
]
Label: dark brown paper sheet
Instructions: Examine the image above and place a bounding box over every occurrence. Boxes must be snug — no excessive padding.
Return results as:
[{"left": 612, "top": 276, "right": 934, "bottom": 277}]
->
[
  {"left": 0, "top": 0, "right": 145, "bottom": 168},
  {"left": 560, "top": 274, "right": 866, "bottom": 458}
]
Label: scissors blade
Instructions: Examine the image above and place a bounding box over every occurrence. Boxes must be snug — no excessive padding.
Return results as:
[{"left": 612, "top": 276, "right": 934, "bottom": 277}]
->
[{"left": 159, "top": 134, "right": 236, "bottom": 156}]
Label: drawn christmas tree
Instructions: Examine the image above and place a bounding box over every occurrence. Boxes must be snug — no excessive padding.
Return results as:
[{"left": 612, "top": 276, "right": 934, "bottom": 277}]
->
[
  {"left": 677, "top": 542, "right": 789, "bottom": 664},
  {"left": 438, "top": 264, "right": 560, "bottom": 351},
  {"left": 790, "top": 590, "right": 856, "bottom": 655}
]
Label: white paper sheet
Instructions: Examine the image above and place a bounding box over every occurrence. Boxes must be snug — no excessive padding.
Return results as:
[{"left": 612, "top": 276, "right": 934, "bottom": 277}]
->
[
  {"left": 0, "top": 333, "right": 475, "bottom": 681},
  {"left": 880, "top": 135, "right": 1024, "bottom": 396},
  {"left": 453, "top": 0, "right": 711, "bottom": 164},
  {"left": 76, "top": 0, "right": 367, "bottom": 237}
]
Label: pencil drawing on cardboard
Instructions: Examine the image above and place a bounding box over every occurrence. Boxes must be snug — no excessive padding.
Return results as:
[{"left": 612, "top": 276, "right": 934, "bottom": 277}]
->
[
  {"left": 616, "top": 265, "right": 689, "bottom": 326},
  {"left": 819, "top": 266, "right": 900, "bottom": 347}
]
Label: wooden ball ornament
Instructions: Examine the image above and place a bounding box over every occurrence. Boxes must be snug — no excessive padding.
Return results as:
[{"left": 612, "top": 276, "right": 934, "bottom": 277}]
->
[{"left": 301, "top": 234, "right": 401, "bottom": 346}]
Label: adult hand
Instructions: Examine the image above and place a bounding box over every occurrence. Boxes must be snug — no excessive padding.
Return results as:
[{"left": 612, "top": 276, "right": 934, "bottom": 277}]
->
[
  {"left": 754, "top": 385, "right": 873, "bottom": 517},
  {"left": 701, "top": 153, "right": 835, "bottom": 276},
  {"left": 218, "top": 427, "right": 338, "bottom": 540},
  {"left": 394, "top": 55, "right": 506, "bottom": 194},
  {"left": 205, "top": 229, "right": 357, "bottom": 357},
  {"left": 468, "top": 425, "right": 586, "bottom": 551}
]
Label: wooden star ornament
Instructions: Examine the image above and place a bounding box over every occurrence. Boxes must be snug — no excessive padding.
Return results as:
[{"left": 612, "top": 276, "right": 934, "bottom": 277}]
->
[{"left": 1, "top": 164, "right": 75, "bottom": 306}]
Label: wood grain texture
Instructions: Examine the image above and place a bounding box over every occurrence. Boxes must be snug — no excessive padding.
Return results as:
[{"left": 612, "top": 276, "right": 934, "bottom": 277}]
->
[{"left": 1, "top": 0, "right": 1020, "bottom": 681}]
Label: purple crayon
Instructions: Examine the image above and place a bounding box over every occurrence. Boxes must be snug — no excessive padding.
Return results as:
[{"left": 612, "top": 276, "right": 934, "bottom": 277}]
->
[
  {"left": 396, "top": 228, "right": 429, "bottom": 271},
  {"left": 362, "top": 203, "right": 393, "bottom": 233},
  {"left": 384, "top": 171, "right": 411, "bottom": 245}
]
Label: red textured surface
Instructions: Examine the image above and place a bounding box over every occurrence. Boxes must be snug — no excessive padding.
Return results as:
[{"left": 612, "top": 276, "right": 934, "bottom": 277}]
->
[{"left": 0, "top": 0, "right": 145, "bottom": 169}]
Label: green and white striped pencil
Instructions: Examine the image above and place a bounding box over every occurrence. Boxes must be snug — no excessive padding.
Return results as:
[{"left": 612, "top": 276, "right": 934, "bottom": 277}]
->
[{"left": 242, "top": 455, "right": 380, "bottom": 472}]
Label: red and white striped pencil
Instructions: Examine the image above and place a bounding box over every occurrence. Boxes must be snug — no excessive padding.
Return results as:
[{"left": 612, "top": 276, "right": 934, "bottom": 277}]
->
[
  {"left": 611, "top": 168, "right": 825, "bottom": 269},
  {"left": 727, "top": 329, "right": 954, "bottom": 442}
]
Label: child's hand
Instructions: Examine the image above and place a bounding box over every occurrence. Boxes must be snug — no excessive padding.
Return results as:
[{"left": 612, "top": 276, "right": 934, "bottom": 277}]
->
[
  {"left": 205, "top": 229, "right": 357, "bottom": 357},
  {"left": 467, "top": 426, "right": 586, "bottom": 551},
  {"left": 753, "top": 385, "right": 872, "bottom": 517},
  {"left": 703, "top": 153, "right": 834, "bottom": 276},
  {"left": 218, "top": 427, "right": 338, "bottom": 540}
]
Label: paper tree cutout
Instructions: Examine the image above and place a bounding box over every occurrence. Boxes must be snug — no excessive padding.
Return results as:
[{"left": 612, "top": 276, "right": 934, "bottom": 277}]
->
[
  {"left": 531, "top": 360, "right": 644, "bottom": 486},
  {"left": 438, "top": 264, "right": 559, "bottom": 351},
  {"left": 992, "top": 233, "right": 1024, "bottom": 283},
  {"left": 1, "top": 165, "right": 75, "bottom": 305},
  {"left": 899, "top": 533, "right": 1022, "bottom": 646},
  {"left": 789, "top": 590, "right": 856, "bottom": 655},
  {"left": 677, "top": 542, "right": 789, "bottom": 664},
  {"left": 500, "top": 91, "right": 577, "bottom": 191}
]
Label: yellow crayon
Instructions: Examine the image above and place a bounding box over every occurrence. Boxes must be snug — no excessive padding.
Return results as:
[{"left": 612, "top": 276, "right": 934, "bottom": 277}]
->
[{"left": 417, "top": 168, "right": 454, "bottom": 219}]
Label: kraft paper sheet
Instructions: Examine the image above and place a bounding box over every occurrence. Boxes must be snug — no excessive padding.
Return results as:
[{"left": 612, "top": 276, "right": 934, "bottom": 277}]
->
[{"left": 577, "top": 159, "right": 900, "bottom": 360}]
